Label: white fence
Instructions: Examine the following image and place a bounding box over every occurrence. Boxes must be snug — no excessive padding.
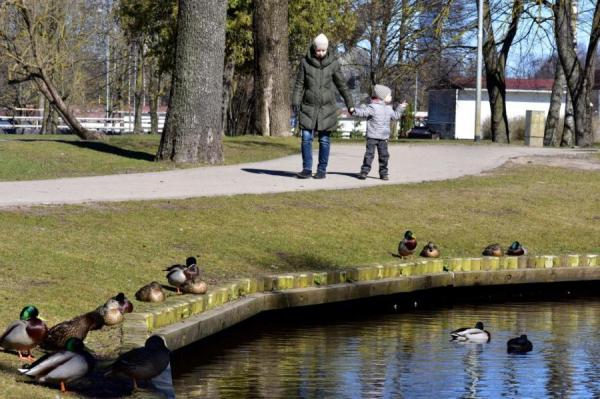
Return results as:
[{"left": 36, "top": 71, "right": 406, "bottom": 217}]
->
[{"left": 0, "top": 113, "right": 165, "bottom": 134}]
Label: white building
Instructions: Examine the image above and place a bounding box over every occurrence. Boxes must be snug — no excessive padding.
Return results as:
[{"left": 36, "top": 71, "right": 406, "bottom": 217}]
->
[{"left": 427, "top": 79, "right": 570, "bottom": 140}]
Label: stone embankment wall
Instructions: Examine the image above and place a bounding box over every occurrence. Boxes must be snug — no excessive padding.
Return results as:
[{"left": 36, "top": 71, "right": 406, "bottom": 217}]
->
[{"left": 121, "top": 254, "right": 599, "bottom": 351}]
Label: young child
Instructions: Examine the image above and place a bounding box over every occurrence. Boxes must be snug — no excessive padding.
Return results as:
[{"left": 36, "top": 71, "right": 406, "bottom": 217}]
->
[{"left": 352, "top": 84, "right": 406, "bottom": 180}]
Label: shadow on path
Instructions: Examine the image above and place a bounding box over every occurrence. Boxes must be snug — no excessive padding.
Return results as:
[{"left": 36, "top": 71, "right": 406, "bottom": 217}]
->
[
  {"left": 241, "top": 168, "right": 297, "bottom": 177},
  {"left": 242, "top": 168, "right": 360, "bottom": 179}
]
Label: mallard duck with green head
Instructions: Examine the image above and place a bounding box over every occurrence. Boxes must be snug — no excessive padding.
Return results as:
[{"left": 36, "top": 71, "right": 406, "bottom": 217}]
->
[
  {"left": 105, "top": 335, "right": 170, "bottom": 390},
  {"left": 0, "top": 305, "right": 48, "bottom": 362},
  {"left": 450, "top": 322, "right": 491, "bottom": 343},
  {"left": 398, "top": 230, "right": 417, "bottom": 258},
  {"left": 482, "top": 243, "right": 503, "bottom": 257},
  {"left": 19, "top": 337, "right": 94, "bottom": 393},
  {"left": 419, "top": 242, "right": 440, "bottom": 258},
  {"left": 506, "top": 241, "right": 527, "bottom": 256},
  {"left": 165, "top": 257, "right": 200, "bottom": 294},
  {"left": 135, "top": 282, "right": 166, "bottom": 303}
]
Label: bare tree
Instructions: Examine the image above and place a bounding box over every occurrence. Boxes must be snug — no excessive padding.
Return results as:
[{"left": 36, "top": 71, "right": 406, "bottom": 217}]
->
[
  {"left": 0, "top": 0, "right": 104, "bottom": 139},
  {"left": 156, "top": 0, "right": 226, "bottom": 163}
]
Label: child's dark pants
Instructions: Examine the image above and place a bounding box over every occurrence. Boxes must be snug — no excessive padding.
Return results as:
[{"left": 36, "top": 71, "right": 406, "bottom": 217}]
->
[{"left": 361, "top": 138, "right": 389, "bottom": 176}]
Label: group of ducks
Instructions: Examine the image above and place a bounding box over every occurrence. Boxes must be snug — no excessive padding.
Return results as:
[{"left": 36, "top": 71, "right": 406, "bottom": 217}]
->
[
  {"left": 450, "top": 321, "right": 533, "bottom": 354},
  {"left": 135, "top": 256, "right": 208, "bottom": 303},
  {"left": 0, "top": 256, "right": 209, "bottom": 394},
  {"left": 397, "top": 230, "right": 527, "bottom": 258}
]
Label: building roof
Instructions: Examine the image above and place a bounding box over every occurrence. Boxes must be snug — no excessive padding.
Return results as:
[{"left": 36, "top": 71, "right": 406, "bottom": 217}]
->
[{"left": 433, "top": 73, "right": 600, "bottom": 91}]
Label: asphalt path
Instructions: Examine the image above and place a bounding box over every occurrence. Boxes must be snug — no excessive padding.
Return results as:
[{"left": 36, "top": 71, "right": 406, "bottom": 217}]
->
[{"left": 0, "top": 143, "right": 582, "bottom": 207}]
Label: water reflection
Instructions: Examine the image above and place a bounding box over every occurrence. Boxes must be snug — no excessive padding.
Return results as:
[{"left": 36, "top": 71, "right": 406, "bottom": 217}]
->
[{"left": 172, "top": 297, "right": 600, "bottom": 398}]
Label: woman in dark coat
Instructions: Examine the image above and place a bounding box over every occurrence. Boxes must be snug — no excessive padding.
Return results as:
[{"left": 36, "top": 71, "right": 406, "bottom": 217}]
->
[{"left": 292, "top": 33, "right": 355, "bottom": 179}]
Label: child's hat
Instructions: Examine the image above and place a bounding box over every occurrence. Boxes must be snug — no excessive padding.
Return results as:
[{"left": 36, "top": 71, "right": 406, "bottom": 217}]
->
[
  {"left": 374, "top": 84, "right": 391, "bottom": 101},
  {"left": 313, "top": 33, "right": 329, "bottom": 50}
]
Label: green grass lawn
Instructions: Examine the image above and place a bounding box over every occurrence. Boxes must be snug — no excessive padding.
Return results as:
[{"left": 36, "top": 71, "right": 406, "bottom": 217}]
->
[
  {"left": 0, "top": 149, "right": 598, "bottom": 396},
  {"left": 0, "top": 134, "right": 300, "bottom": 181}
]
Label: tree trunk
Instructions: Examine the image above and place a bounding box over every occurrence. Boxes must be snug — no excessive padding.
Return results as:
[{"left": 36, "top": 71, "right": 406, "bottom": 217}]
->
[
  {"left": 32, "top": 71, "right": 103, "bottom": 140},
  {"left": 133, "top": 42, "right": 145, "bottom": 134},
  {"left": 222, "top": 59, "right": 235, "bottom": 136},
  {"left": 157, "top": 0, "right": 226, "bottom": 163},
  {"left": 481, "top": 0, "right": 523, "bottom": 143},
  {"left": 561, "top": 91, "right": 575, "bottom": 146},
  {"left": 42, "top": 98, "right": 58, "bottom": 135},
  {"left": 553, "top": 0, "right": 600, "bottom": 147},
  {"left": 544, "top": 59, "right": 564, "bottom": 146},
  {"left": 147, "top": 57, "right": 161, "bottom": 135},
  {"left": 253, "top": 0, "right": 290, "bottom": 137}
]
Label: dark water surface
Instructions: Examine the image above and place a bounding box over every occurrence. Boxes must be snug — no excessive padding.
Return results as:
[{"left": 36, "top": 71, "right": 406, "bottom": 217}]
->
[{"left": 171, "top": 289, "right": 600, "bottom": 398}]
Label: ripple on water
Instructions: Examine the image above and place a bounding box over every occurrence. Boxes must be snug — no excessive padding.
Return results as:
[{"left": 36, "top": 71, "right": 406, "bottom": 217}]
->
[{"left": 171, "top": 298, "right": 600, "bottom": 399}]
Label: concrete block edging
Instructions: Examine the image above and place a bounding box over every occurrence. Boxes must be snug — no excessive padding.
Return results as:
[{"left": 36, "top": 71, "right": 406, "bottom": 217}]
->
[{"left": 121, "top": 253, "right": 599, "bottom": 351}]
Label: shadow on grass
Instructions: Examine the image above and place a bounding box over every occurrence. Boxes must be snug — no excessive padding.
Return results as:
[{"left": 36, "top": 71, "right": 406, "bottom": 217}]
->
[
  {"left": 241, "top": 168, "right": 297, "bottom": 177},
  {"left": 14, "top": 139, "right": 156, "bottom": 162}
]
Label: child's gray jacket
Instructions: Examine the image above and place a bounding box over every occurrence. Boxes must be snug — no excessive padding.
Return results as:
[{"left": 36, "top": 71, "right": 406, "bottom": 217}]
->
[{"left": 353, "top": 99, "right": 404, "bottom": 140}]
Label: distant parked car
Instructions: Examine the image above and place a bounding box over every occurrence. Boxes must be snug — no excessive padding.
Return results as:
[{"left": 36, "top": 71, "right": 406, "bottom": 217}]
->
[{"left": 0, "top": 118, "right": 16, "bottom": 134}]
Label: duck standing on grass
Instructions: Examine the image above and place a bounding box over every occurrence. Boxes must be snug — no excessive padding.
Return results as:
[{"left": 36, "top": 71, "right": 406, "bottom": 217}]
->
[
  {"left": 482, "top": 244, "right": 503, "bottom": 257},
  {"left": 19, "top": 337, "right": 94, "bottom": 393},
  {"left": 398, "top": 230, "right": 417, "bottom": 258},
  {"left": 450, "top": 322, "right": 491, "bottom": 343},
  {"left": 507, "top": 334, "right": 533, "bottom": 353},
  {"left": 506, "top": 241, "right": 527, "bottom": 256},
  {"left": 0, "top": 305, "right": 48, "bottom": 362},
  {"left": 105, "top": 335, "right": 170, "bottom": 390},
  {"left": 136, "top": 282, "right": 166, "bottom": 303}
]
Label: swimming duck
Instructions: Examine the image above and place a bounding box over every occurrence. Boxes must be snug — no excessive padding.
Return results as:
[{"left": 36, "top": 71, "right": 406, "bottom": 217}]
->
[
  {"left": 507, "top": 334, "right": 533, "bottom": 353},
  {"left": 41, "top": 310, "right": 104, "bottom": 351},
  {"left": 419, "top": 242, "right": 440, "bottom": 258},
  {"left": 450, "top": 321, "right": 484, "bottom": 338},
  {"left": 135, "top": 282, "right": 166, "bottom": 303},
  {"left": 181, "top": 277, "right": 208, "bottom": 295},
  {"left": 0, "top": 305, "right": 48, "bottom": 362},
  {"left": 19, "top": 337, "right": 94, "bottom": 393},
  {"left": 482, "top": 244, "right": 503, "bottom": 257},
  {"left": 450, "top": 322, "right": 491, "bottom": 343},
  {"left": 506, "top": 241, "right": 527, "bottom": 256},
  {"left": 398, "top": 231, "right": 417, "bottom": 258},
  {"left": 105, "top": 335, "right": 170, "bottom": 390}
]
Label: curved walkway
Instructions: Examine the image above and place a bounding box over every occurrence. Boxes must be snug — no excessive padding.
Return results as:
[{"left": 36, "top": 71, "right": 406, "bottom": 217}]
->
[{"left": 0, "top": 144, "right": 590, "bottom": 207}]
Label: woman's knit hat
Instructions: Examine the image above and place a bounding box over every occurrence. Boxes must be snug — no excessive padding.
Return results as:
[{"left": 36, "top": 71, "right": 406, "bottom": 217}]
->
[
  {"left": 373, "top": 84, "right": 392, "bottom": 101},
  {"left": 313, "top": 33, "right": 329, "bottom": 50}
]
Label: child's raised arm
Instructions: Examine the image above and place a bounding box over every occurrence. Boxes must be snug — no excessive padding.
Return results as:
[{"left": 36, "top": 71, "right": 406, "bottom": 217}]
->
[
  {"left": 352, "top": 104, "right": 375, "bottom": 118},
  {"left": 390, "top": 101, "right": 408, "bottom": 121}
]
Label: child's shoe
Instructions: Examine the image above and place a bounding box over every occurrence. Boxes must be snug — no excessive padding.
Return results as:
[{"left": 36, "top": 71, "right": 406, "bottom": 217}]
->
[
  {"left": 357, "top": 172, "right": 367, "bottom": 180},
  {"left": 380, "top": 175, "right": 389, "bottom": 180}
]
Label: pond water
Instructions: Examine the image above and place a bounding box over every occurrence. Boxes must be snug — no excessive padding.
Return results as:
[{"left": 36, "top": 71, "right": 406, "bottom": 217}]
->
[{"left": 171, "top": 288, "right": 600, "bottom": 398}]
